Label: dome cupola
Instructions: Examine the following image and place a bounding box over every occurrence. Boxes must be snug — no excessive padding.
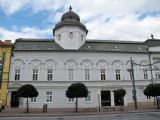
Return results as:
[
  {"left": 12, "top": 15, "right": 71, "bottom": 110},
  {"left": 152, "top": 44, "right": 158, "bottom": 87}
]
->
[
  {"left": 53, "top": 6, "right": 88, "bottom": 50},
  {"left": 53, "top": 6, "right": 88, "bottom": 35}
]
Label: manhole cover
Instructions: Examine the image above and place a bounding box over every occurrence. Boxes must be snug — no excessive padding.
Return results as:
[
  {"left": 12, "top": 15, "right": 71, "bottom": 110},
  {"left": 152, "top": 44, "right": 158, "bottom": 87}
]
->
[{"left": 57, "top": 117, "right": 64, "bottom": 120}]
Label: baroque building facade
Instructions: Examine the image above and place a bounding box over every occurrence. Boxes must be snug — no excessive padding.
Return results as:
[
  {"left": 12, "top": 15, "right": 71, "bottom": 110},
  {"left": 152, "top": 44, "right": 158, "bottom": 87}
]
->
[
  {"left": 0, "top": 40, "right": 12, "bottom": 110},
  {"left": 7, "top": 7, "right": 160, "bottom": 110}
]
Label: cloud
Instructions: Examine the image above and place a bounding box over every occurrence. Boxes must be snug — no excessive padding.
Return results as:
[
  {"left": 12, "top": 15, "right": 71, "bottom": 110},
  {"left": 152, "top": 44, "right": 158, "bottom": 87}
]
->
[
  {"left": 0, "top": 27, "right": 52, "bottom": 41},
  {"left": 0, "top": 0, "right": 160, "bottom": 41}
]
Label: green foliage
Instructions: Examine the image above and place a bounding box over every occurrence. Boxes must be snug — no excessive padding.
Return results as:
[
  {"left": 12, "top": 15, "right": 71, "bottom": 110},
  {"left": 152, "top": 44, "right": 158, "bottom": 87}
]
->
[
  {"left": 114, "top": 89, "right": 126, "bottom": 98},
  {"left": 17, "top": 84, "right": 38, "bottom": 98},
  {"left": 144, "top": 83, "right": 160, "bottom": 97},
  {"left": 66, "top": 82, "right": 88, "bottom": 98}
]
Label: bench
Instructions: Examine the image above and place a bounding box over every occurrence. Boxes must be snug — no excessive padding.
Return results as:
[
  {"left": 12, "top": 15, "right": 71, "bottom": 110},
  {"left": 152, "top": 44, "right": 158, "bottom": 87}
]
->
[
  {"left": 101, "top": 107, "right": 115, "bottom": 112},
  {"left": 84, "top": 107, "right": 98, "bottom": 112}
]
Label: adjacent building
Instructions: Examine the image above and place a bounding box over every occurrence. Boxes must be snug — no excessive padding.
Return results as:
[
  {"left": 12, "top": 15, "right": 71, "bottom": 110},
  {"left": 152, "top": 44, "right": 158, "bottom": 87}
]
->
[
  {"left": 7, "top": 7, "right": 160, "bottom": 110},
  {"left": 0, "top": 40, "right": 12, "bottom": 109}
]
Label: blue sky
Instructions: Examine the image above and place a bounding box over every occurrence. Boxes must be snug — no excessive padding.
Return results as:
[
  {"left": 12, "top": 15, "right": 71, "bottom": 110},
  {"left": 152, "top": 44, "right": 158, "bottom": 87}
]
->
[{"left": 0, "top": 0, "right": 160, "bottom": 42}]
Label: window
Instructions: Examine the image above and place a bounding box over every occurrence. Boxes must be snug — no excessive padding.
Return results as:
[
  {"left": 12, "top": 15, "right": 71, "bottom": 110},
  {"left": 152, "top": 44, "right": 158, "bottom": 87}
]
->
[
  {"left": 155, "top": 71, "right": 160, "bottom": 80},
  {"left": 100, "top": 69, "right": 106, "bottom": 80},
  {"left": 14, "top": 69, "right": 20, "bottom": 81},
  {"left": 32, "top": 69, "right": 38, "bottom": 81},
  {"left": 85, "top": 69, "right": 90, "bottom": 80},
  {"left": 115, "top": 69, "right": 121, "bottom": 80},
  {"left": 85, "top": 91, "right": 91, "bottom": 101},
  {"left": 81, "top": 34, "right": 83, "bottom": 41},
  {"left": 46, "top": 91, "right": 53, "bottom": 103},
  {"left": 69, "top": 32, "right": 73, "bottom": 39},
  {"left": 68, "top": 69, "right": 74, "bottom": 81},
  {"left": 68, "top": 98, "right": 74, "bottom": 103},
  {"left": 30, "top": 97, "right": 37, "bottom": 103},
  {"left": 47, "top": 69, "right": 53, "bottom": 81},
  {"left": 58, "top": 34, "right": 61, "bottom": 41},
  {"left": 143, "top": 69, "right": 148, "bottom": 80}
]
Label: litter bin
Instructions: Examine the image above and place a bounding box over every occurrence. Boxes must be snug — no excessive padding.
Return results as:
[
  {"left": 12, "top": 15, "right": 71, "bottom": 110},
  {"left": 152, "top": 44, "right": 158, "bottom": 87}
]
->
[
  {"left": 157, "top": 96, "right": 160, "bottom": 109},
  {"left": 42, "top": 104, "right": 47, "bottom": 113}
]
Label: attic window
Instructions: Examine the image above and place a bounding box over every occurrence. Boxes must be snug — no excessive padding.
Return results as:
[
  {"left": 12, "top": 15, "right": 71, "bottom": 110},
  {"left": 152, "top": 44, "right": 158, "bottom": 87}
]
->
[
  {"left": 138, "top": 47, "right": 141, "bottom": 50},
  {"left": 33, "top": 45, "right": 38, "bottom": 48},
  {"left": 87, "top": 46, "right": 91, "bottom": 49}
]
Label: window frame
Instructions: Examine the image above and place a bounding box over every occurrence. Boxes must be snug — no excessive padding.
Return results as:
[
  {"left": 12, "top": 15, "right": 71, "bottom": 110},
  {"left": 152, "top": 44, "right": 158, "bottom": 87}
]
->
[
  {"left": 14, "top": 69, "right": 20, "bottom": 81},
  {"left": 115, "top": 69, "right": 121, "bottom": 80},
  {"left": 47, "top": 69, "right": 53, "bottom": 81},
  {"left": 32, "top": 69, "right": 38, "bottom": 81},
  {"left": 46, "top": 91, "right": 53, "bottom": 103}
]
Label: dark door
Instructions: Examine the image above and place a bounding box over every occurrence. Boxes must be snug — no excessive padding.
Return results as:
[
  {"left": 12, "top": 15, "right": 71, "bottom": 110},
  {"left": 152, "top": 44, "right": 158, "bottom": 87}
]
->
[
  {"left": 101, "top": 91, "right": 111, "bottom": 106},
  {"left": 11, "top": 91, "right": 19, "bottom": 107},
  {"left": 114, "top": 92, "right": 124, "bottom": 106}
]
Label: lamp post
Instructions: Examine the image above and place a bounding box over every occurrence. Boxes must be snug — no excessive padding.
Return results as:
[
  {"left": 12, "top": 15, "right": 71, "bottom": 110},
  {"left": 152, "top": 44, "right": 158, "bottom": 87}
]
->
[
  {"left": 97, "top": 91, "right": 101, "bottom": 112},
  {"left": 128, "top": 57, "right": 138, "bottom": 110}
]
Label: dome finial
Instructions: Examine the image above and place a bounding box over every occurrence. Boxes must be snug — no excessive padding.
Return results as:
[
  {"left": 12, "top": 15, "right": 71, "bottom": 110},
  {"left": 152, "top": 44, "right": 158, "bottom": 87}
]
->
[{"left": 69, "top": 5, "right": 72, "bottom": 11}]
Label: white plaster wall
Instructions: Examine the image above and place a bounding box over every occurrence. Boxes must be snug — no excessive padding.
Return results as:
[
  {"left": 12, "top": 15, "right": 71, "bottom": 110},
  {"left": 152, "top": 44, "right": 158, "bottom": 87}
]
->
[
  {"left": 8, "top": 51, "right": 160, "bottom": 108},
  {"left": 54, "top": 26, "right": 86, "bottom": 49}
]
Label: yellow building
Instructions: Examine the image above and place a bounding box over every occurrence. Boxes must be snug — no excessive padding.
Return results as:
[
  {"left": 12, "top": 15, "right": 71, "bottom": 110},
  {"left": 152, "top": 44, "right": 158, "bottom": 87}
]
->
[{"left": 0, "top": 40, "right": 12, "bottom": 110}]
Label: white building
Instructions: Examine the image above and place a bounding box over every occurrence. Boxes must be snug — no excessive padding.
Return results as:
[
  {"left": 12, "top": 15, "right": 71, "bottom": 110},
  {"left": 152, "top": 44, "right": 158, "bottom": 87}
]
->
[{"left": 7, "top": 7, "right": 160, "bottom": 110}]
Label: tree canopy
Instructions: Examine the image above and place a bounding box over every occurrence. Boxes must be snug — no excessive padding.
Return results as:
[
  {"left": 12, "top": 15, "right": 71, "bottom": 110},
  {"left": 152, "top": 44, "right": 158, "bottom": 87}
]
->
[
  {"left": 144, "top": 83, "right": 160, "bottom": 97},
  {"left": 66, "top": 82, "right": 88, "bottom": 98},
  {"left": 114, "top": 89, "right": 126, "bottom": 98},
  {"left": 17, "top": 84, "right": 38, "bottom": 98}
]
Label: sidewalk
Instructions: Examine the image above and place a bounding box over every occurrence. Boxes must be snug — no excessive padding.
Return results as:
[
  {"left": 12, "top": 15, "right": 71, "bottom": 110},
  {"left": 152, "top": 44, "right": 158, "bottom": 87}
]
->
[{"left": 0, "top": 108, "right": 160, "bottom": 117}]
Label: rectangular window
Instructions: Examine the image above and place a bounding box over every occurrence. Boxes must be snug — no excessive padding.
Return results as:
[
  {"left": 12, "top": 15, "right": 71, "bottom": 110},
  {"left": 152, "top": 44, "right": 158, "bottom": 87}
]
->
[
  {"left": 32, "top": 69, "right": 38, "bottom": 81},
  {"left": 100, "top": 69, "right": 106, "bottom": 80},
  {"left": 116, "top": 69, "right": 121, "bottom": 80},
  {"left": 47, "top": 69, "right": 53, "bottom": 81},
  {"left": 85, "top": 91, "right": 91, "bottom": 101},
  {"left": 46, "top": 91, "right": 53, "bottom": 103},
  {"left": 143, "top": 69, "right": 148, "bottom": 80},
  {"left": 85, "top": 69, "right": 90, "bottom": 80},
  {"left": 30, "top": 97, "right": 37, "bottom": 103},
  {"left": 14, "top": 69, "right": 20, "bottom": 81},
  {"left": 68, "top": 98, "right": 74, "bottom": 103},
  {"left": 68, "top": 69, "right": 74, "bottom": 81},
  {"left": 155, "top": 71, "right": 160, "bottom": 80}
]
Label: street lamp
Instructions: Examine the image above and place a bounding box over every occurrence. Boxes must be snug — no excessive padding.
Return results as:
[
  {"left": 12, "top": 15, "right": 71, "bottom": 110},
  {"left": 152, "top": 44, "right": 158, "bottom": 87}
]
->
[
  {"left": 97, "top": 91, "right": 101, "bottom": 112},
  {"left": 127, "top": 57, "right": 138, "bottom": 110}
]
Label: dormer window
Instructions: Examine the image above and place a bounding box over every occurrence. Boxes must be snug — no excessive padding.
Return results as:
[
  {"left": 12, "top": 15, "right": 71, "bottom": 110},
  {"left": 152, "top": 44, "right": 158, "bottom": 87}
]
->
[
  {"left": 58, "top": 34, "right": 61, "bottom": 41},
  {"left": 69, "top": 32, "right": 73, "bottom": 39}
]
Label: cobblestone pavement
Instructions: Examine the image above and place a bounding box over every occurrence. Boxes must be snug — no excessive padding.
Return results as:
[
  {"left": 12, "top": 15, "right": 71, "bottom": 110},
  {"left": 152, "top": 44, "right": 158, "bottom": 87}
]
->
[{"left": 0, "top": 112, "right": 160, "bottom": 120}]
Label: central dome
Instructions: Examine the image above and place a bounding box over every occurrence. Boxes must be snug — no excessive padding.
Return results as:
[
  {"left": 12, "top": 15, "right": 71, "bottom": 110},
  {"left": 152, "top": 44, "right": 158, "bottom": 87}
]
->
[
  {"left": 53, "top": 6, "right": 88, "bottom": 35},
  {"left": 61, "top": 6, "right": 80, "bottom": 21},
  {"left": 61, "top": 9, "right": 80, "bottom": 21}
]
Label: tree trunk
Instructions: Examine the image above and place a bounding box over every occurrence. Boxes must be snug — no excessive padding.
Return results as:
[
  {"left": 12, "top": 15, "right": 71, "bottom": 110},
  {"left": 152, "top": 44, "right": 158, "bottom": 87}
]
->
[
  {"left": 26, "top": 98, "right": 29, "bottom": 113},
  {"left": 75, "top": 98, "right": 78, "bottom": 113}
]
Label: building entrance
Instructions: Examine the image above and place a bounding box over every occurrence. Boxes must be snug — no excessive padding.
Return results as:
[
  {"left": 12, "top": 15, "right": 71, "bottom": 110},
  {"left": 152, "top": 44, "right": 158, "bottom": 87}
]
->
[
  {"left": 101, "top": 91, "right": 111, "bottom": 106},
  {"left": 10, "top": 91, "right": 19, "bottom": 107}
]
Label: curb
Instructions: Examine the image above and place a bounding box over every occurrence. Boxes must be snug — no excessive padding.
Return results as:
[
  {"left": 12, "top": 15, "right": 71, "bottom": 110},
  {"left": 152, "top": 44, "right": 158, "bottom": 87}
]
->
[{"left": 0, "top": 110, "right": 160, "bottom": 117}]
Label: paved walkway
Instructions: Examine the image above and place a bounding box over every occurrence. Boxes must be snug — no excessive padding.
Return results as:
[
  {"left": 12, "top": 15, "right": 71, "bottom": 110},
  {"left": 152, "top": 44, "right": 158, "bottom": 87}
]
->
[{"left": 0, "top": 107, "right": 160, "bottom": 117}]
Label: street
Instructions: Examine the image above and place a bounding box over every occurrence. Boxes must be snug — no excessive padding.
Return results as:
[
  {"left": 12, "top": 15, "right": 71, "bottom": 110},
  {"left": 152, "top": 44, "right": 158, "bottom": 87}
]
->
[{"left": 0, "top": 112, "right": 160, "bottom": 120}]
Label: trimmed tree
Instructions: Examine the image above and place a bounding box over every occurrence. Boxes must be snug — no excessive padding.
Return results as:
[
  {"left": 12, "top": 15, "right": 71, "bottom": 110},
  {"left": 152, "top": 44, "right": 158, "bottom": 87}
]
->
[
  {"left": 114, "top": 89, "right": 126, "bottom": 110},
  {"left": 66, "top": 82, "right": 88, "bottom": 112},
  {"left": 17, "top": 84, "right": 38, "bottom": 113},
  {"left": 144, "top": 83, "right": 160, "bottom": 109}
]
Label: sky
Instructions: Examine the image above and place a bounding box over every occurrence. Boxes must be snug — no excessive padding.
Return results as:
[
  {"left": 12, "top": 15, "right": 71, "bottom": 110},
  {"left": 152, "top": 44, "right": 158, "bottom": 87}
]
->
[{"left": 0, "top": 0, "right": 160, "bottom": 42}]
